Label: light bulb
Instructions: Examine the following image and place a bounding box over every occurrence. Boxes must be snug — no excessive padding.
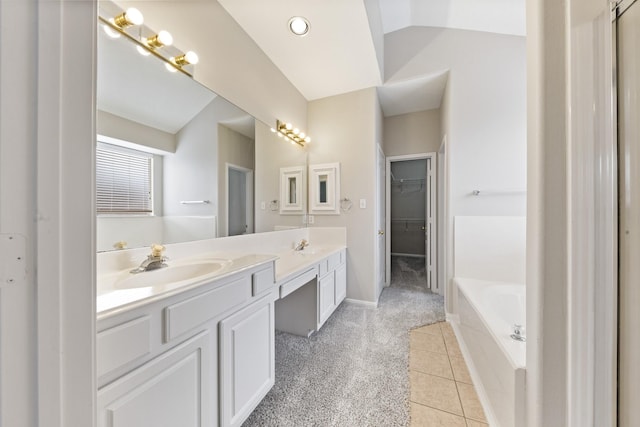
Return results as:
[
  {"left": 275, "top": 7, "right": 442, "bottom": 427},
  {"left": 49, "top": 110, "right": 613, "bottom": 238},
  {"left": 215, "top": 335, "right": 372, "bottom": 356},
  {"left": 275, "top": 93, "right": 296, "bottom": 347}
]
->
[
  {"left": 299, "top": 132, "right": 306, "bottom": 139},
  {"left": 124, "top": 8, "right": 144, "bottom": 26},
  {"left": 173, "top": 51, "right": 199, "bottom": 66},
  {"left": 304, "top": 136, "right": 311, "bottom": 143},
  {"left": 136, "top": 45, "right": 150, "bottom": 56},
  {"left": 285, "top": 123, "right": 293, "bottom": 130},
  {"left": 284, "top": 136, "right": 290, "bottom": 142},
  {"left": 277, "top": 132, "right": 282, "bottom": 138},
  {"left": 165, "top": 63, "right": 177, "bottom": 73},
  {"left": 293, "top": 128, "right": 300, "bottom": 135},
  {"left": 145, "top": 30, "right": 173, "bottom": 49},
  {"left": 270, "top": 128, "right": 276, "bottom": 133},
  {"left": 103, "top": 22, "right": 121, "bottom": 39}
]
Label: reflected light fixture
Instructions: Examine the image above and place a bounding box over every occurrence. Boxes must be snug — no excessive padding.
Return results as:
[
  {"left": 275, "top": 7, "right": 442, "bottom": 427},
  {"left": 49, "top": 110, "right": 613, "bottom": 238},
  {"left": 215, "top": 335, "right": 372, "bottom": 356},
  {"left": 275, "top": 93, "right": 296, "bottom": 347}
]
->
[
  {"left": 288, "top": 16, "right": 310, "bottom": 36},
  {"left": 112, "top": 8, "right": 144, "bottom": 28},
  {"left": 276, "top": 120, "right": 311, "bottom": 147}
]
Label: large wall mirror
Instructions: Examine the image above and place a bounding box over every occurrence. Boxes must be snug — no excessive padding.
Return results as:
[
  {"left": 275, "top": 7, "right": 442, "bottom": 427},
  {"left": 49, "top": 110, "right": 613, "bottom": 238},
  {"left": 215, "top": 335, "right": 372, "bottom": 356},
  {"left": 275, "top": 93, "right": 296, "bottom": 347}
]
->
[{"left": 96, "top": 2, "right": 307, "bottom": 252}]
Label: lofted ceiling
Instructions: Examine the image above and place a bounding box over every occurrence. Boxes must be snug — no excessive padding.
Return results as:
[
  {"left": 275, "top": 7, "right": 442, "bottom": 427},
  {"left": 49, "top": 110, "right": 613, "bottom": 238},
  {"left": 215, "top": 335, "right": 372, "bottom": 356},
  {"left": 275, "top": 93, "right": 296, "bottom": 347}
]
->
[{"left": 219, "top": 0, "right": 526, "bottom": 117}]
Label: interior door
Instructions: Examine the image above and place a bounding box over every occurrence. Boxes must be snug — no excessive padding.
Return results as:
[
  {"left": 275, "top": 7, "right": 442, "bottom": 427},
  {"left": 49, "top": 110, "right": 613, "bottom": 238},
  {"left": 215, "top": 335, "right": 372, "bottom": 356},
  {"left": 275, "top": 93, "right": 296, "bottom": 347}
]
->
[
  {"left": 617, "top": 1, "right": 640, "bottom": 424},
  {"left": 425, "top": 156, "right": 437, "bottom": 292},
  {"left": 376, "top": 145, "right": 386, "bottom": 296}
]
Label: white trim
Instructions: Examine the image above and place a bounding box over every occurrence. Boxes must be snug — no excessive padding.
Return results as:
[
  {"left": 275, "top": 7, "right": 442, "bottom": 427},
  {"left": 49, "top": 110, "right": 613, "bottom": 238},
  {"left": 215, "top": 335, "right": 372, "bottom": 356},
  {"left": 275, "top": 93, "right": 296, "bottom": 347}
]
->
[
  {"left": 36, "top": 1, "right": 96, "bottom": 426},
  {"left": 344, "top": 298, "right": 378, "bottom": 308}
]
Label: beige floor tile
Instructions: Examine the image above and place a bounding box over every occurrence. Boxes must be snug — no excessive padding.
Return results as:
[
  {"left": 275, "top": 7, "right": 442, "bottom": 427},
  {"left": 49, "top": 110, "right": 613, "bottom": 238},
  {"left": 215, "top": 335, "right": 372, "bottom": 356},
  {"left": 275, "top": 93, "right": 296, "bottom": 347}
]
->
[
  {"left": 410, "top": 330, "right": 447, "bottom": 354},
  {"left": 449, "top": 355, "right": 473, "bottom": 384},
  {"left": 410, "top": 349, "right": 454, "bottom": 379},
  {"left": 443, "top": 332, "right": 463, "bottom": 358},
  {"left": 410, "top": 371, "right": 463, "bottom": 416},
  {"left": 413, "top": 323, "right": 443, "bottom": 337},
  {"left": 465, "top": 419, "right": 489, "bottom": 427},
  {"left": 410, "top": 402, "right": 466, "bottom": 427},
  {"left": 440, "top": 321, "right": 454, "bottom": 334},
  {"left": 457, "top": 382, "right": 487, "bottom": 423}
]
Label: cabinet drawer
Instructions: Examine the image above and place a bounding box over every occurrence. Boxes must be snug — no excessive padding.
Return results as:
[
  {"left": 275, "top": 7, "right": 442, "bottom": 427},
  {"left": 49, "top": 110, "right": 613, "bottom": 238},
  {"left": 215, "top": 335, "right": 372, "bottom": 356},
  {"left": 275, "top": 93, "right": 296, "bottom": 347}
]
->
[
  {"left": 164, "top": 275, "right": 251, "bottom": 342},
  {"left": 97, "top": 316, "right": 151, "bottom": 378},
  {"left": 252, "top": 265, "right": 275, "bottom": 296}
]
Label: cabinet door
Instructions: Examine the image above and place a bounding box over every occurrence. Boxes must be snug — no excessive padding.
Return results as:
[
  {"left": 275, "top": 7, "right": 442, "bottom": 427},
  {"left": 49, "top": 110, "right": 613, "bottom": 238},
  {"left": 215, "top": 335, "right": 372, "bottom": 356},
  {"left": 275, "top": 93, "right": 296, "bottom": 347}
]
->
[
  {"left": 335, "top": 263, "right": 347, "bottom": 304},
  {"left": 318, "top": 272, "right": 336, "bottom": 326},
  {"left": 220, "top": 294, "right": 275, "bottom": 427},
  {"left": 97, "top": 331, "right": 213, "bottom": 427}
]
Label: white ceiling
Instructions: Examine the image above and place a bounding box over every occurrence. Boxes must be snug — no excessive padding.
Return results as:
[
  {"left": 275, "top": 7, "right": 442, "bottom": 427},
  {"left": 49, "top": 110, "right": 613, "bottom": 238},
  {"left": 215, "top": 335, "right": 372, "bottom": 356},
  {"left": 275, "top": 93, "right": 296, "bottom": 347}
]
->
[{"left": 219, "top": 0, "right": 526, "bottom": 116}]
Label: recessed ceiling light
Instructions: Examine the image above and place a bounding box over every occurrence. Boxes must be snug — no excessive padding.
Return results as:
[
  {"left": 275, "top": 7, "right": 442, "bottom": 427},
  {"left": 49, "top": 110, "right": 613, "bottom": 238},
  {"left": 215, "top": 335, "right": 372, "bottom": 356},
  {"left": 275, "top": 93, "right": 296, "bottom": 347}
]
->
[{"left": 288, "top": 16, "right": 310, "bottom": 36}]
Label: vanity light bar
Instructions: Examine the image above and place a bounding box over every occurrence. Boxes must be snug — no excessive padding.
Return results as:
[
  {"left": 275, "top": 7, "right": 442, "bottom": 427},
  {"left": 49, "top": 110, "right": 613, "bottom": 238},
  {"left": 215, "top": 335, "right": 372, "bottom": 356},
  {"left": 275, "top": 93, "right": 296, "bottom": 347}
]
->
[
  {"left": 99, "top": 11, "right": 198, "bottom": 77},
  {"left": 275, "top": 120, "right": 311, "bottom": 147}
]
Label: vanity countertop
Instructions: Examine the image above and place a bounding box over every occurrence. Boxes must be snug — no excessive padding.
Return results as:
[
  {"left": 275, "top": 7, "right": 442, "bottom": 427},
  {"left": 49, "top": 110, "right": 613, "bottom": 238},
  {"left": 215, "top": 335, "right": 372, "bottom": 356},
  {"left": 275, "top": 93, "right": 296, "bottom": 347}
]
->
[
  {"left": 96, "top": 244, "right": 347, "bottom": 320},
  {"left": 274, "top": 244, "right": 346, "bottom": 284},
  {"left": 97, "top": 253, "right": 277, "bottom": 319}
]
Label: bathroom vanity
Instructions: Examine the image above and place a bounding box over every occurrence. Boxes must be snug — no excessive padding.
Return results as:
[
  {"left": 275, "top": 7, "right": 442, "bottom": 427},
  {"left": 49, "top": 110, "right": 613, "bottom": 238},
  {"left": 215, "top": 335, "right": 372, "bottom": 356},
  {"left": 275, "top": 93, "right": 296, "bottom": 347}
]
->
[{"left": 96, "top": 228, "right": 347, "bottom": 427}]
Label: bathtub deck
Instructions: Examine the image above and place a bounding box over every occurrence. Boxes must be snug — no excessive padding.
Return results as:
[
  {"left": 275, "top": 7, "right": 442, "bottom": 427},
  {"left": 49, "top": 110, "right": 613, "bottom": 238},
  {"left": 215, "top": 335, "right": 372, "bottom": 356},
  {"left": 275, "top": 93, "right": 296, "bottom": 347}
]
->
[{"left": 409, "top": 321, "right": 489, "bottom": 426}]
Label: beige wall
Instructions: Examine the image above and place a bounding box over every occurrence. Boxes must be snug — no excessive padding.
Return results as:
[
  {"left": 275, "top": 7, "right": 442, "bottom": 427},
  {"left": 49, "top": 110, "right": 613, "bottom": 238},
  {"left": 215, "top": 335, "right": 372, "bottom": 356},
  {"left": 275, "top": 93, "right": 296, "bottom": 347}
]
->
[
  {"left": 114, "top": 0, "right": 307, "bottom": 129},
  {"left": 217, "top": 124, "right": 255, "bottom": 237},
  {"left": 383, "top": 109, "right": 442, "bottom": 156},
  {"left": 308, "top": 87, "right": 380, "bottom": 303},
  {"left": 97, "top": 110, "right": 176, "bottom": 153},
  {"left": 254, "top": 121, "right": 307, "bottom": 233}
]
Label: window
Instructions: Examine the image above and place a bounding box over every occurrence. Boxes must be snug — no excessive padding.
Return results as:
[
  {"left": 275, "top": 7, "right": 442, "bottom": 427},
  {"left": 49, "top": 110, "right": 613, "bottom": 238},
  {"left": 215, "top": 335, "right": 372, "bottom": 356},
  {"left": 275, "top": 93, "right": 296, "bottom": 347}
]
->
[{"left": 96, "top": 143, "right": 153, "bottom": 214}]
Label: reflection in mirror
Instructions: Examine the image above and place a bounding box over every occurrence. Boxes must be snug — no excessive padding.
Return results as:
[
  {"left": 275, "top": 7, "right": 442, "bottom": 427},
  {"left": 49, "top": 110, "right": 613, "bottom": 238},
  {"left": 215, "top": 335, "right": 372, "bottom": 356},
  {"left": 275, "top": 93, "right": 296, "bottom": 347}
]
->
[
  {"left": 279, "top": 166, "right": 306, "bottom": 215},
  {"left": 309, "top": 163, "right": 341, "bottom": 215},
  {"left": 96, "top": 12, "right": 257, "bottom": 251},
  {"left": 288, "top": 177, "right": 297, "bottom": 204},
  {"left": 319, "top": 175, "right": 328, "bottom": 204}
]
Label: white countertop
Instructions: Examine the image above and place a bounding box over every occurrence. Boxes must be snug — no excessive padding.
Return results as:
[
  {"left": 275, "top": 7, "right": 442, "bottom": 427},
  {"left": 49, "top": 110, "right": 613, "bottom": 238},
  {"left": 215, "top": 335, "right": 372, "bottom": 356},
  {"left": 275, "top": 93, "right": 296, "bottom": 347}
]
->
[
  {"left": 97, "top": 253, "right": 276, "bottom": 319},
  {"left": 96, "top": 244, "right": 346, "bottom": 320}
]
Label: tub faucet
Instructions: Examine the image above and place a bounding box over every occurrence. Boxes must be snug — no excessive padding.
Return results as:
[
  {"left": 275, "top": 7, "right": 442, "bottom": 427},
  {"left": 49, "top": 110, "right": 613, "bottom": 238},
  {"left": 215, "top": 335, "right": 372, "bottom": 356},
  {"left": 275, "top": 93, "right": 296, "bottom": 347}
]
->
[
  {"left": 511, "top": 324, "right": 526, "bottom": 342},
  {"left": 130, "top": 244, "right": 169, "bottom": 274},
  {"left": 294, "top": 239, "right": 309, "bottom": 251}
]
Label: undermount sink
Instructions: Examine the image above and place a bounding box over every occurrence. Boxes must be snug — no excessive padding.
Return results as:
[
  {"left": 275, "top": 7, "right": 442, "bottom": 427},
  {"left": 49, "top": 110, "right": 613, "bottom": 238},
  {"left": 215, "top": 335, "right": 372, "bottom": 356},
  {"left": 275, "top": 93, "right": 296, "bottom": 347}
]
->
[{"left": 115, "top": 259, "right": 231, "bottom": 289}]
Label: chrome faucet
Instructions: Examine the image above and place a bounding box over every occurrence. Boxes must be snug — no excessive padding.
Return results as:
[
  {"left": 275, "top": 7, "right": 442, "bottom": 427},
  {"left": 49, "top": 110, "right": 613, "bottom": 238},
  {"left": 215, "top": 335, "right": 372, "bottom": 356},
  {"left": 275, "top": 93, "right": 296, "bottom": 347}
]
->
[
  {"left": 130, "top": 244, "right": 169, "bottom": 274},
  {"left": 294, "top": 239, "right": 309, "bottom": 251}
]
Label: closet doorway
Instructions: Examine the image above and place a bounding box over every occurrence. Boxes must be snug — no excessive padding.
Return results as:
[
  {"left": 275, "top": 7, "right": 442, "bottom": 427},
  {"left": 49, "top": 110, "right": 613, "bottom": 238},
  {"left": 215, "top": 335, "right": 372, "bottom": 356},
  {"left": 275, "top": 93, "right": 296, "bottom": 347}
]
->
[{"left": 385, "top": 153, "right": 437, "bottom": 293}]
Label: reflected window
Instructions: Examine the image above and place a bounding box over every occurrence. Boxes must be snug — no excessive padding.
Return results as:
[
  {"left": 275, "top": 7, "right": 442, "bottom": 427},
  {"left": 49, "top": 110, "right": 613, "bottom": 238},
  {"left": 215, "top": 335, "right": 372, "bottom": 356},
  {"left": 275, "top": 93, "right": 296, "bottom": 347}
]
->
[
  {"left": 288, "top": 177, "right": 297, "bottom": 204},
  {"left": 96, "top": 143, "right": 153, "bottom": 214},
  {"left": 319, "top": 175, "right": 328, "bottom": 203}
]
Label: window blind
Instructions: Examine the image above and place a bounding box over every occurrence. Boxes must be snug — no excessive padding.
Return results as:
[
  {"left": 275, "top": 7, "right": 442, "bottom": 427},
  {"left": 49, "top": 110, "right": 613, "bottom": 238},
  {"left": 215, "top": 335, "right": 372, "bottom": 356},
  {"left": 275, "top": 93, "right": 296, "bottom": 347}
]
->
[{"left": 96, "top": 145, "right": 152, "bottom": 214}]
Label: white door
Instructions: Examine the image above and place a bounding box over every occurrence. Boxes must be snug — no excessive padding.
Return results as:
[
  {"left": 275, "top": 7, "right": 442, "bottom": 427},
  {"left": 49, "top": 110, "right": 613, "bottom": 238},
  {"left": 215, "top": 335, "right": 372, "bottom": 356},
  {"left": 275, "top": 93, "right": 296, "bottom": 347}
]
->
[
  {"left": 618, "top": 1, "right": 640, "bottom": 424},
  {"left": 375, "top": 145, "right": 386, "bottom": 296},
  {"left": 425, "top": 157, "right": 437, "bottom": 292}
]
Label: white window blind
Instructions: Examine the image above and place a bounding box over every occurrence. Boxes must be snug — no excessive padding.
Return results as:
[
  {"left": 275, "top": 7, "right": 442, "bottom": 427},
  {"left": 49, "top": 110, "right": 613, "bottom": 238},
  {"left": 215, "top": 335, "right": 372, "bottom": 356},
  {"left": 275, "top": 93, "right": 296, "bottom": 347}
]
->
[{"left": 96, "top": 144, "right": 153, "bottom": 214}]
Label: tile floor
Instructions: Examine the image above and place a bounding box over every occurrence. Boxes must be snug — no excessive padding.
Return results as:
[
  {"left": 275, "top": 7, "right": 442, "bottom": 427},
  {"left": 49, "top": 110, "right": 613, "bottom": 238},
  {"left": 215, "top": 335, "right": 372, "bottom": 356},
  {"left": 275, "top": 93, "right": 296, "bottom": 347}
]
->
[{"left": 409, "top": 321, "right": 488, "bottom": 426}]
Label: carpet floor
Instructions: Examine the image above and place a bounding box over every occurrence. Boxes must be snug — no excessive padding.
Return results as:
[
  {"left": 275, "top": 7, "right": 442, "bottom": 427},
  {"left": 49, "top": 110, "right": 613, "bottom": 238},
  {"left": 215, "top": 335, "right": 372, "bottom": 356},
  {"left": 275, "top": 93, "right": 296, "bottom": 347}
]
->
[{"left": 243, "top": 286, "right": 445, "bottom": 426}]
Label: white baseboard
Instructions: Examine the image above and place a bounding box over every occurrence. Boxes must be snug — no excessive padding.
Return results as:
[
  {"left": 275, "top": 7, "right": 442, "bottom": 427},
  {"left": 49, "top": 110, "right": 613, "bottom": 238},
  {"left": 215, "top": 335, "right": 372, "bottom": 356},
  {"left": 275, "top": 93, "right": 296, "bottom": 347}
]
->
[{"left": 344, "top": 298, "right": 378, "bottom": 308}]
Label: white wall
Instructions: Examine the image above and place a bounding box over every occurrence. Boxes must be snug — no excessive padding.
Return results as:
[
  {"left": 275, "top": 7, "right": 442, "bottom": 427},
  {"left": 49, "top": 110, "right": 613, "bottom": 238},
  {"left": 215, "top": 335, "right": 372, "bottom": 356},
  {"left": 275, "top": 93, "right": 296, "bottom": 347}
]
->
[
  {"left": 217, "top": 124, "right": 255, "bottom": 237},
  {"left": 383, "top": 109, "right": 441, "bottom": 156},
  {"left": 386, "top": 27, "right": 527, "bottom": 217},
  {"left": 308, "top": 88, "right": 381, "bottom": 303}
]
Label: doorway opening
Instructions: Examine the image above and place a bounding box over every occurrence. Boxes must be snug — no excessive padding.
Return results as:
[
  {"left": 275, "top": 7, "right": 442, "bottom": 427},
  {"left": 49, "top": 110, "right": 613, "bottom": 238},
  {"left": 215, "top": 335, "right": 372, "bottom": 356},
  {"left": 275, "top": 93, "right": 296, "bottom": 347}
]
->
[
  {"left": 385, "top": 153, "right": 438, "bottom": 294},
  {"left": 226, "top": 163, "right": 254, "bottom": 236}
]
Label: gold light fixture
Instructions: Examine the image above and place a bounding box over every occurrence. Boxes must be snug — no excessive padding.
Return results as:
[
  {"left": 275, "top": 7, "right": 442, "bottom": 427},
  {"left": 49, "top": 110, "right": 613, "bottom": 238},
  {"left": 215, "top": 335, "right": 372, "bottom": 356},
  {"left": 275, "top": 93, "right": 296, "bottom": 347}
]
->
[
  {"left": 99, "top": 7, "right": 199, "bottom": 77},
  {"left": 171, "top": 51, "right": 199, "bottom": 67},
  {"left": 144, "top": 30, "right": 173, "bottom": 49},
  {"left": 112, "top": 8, "right": 144, "bottom": 29},
  {"left": 276, "top": 120, "right": 311, "bottom": 147}
]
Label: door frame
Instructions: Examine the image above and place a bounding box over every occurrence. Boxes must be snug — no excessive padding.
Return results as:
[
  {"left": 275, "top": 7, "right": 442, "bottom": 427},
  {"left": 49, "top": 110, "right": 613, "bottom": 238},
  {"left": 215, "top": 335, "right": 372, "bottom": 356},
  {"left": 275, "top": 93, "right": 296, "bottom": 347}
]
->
[
  {"left": 225, "top": 163, "right": 254, "bottom": 236},
  {"left": 375, "top": 144, "right": 387, "bottom": 299},
  {"left": 385, "top": 153, "right": 437, "bottom": 292}
]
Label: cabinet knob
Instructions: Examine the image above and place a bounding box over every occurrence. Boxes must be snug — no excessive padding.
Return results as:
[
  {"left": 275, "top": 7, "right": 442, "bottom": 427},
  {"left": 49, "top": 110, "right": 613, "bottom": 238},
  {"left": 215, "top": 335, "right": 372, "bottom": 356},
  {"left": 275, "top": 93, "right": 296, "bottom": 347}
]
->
[{"left": 378, "top": 230, "right": 384, "bottom": 236}]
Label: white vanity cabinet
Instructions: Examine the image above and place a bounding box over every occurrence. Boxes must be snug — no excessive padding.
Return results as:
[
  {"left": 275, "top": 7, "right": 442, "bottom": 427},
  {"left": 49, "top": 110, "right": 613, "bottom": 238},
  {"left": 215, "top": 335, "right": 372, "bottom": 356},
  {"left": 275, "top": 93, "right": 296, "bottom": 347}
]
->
[
  {"left": 219, "top": 293, "right": 275, "bottom": 427},
  {"left": 317, "top": 249, "right": 347, "bottom": 329},
  {"left": 97, "top": 260, "right": 276, "bottom": 427}
]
